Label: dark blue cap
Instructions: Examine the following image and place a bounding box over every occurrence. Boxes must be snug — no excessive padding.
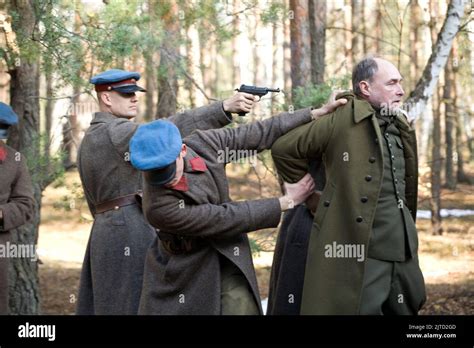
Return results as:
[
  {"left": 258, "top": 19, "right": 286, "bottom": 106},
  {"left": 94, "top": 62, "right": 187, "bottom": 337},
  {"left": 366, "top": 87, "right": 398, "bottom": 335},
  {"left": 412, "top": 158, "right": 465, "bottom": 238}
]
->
[
  {"left": 130, "top": 120, "right": 183, "bottom": 186},
  {"left": 90, "top": 69, "right": 146, "bottom": 93},
  {"left": 0, "top": 102, "right": 19, "bottom": 126}
]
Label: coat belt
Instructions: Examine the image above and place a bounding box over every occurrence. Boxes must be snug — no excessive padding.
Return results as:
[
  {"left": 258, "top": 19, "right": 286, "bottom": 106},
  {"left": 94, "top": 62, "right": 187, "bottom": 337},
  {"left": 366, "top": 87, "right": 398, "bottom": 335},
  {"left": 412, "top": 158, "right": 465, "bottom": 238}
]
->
[
  {"left": 157, "top": 231, "right": 206, "bottom": 255},
  {"left": 94, "top": 192, "right": 142, "bottom": 214}
]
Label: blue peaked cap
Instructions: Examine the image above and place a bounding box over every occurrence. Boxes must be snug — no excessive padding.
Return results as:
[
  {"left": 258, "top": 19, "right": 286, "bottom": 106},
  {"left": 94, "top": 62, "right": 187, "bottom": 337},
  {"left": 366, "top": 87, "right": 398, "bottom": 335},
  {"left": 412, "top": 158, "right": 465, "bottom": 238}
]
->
[{"left": 90, "top": 69, "right": 146, "bottom": 93}]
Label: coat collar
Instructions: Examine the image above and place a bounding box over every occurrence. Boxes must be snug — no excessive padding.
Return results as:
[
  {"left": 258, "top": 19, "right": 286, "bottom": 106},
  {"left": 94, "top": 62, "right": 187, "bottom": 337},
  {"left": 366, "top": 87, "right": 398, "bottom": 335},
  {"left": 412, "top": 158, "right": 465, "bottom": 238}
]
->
[
  {"left": 90, "top": 112, "right": 123, "bottom": 125},
  {"left": 169, "top": 147, "right": 207, "bottom": 192},
  {"left": 0, "top": 142, "right": 6, "bottom": 163},
  {"left": 337, "top": 92, "right": 412, "bottom": 130},
  {"left": 183, "top": 147, "right": 207, "bottom": 174}
]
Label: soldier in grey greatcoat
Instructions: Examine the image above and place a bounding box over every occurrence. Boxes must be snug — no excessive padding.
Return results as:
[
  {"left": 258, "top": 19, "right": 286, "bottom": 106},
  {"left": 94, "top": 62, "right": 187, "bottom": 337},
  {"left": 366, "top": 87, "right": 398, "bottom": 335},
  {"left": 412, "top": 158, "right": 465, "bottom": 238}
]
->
[
  {"left": 77, "top": 69, "right": 256, "bottom": 314},
  {"left": 0, "top": 102, "right": 35, "bottom": 314}
]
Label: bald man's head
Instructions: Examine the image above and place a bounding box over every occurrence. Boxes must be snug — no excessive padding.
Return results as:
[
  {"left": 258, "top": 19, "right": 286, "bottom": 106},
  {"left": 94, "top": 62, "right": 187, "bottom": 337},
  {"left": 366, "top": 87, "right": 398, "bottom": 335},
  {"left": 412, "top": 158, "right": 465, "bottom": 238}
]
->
[{"left": 352, "top": 56, "right": 405, "bottom": 112}]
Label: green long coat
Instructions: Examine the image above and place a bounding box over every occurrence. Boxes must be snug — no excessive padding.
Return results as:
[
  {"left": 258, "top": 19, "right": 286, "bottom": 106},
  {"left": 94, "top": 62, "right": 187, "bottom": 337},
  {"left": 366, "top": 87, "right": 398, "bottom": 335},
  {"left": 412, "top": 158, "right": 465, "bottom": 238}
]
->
[{"left": 271, "top": 92, "right": 418, "bottom": 314}]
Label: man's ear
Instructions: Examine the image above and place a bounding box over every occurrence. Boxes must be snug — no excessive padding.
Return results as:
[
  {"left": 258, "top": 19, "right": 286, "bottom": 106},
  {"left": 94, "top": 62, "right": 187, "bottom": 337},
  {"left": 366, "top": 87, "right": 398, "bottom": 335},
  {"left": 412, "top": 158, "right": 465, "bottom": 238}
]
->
[
  {"left": 181, "top": 144, "right": 187, "bottom": 157},
  {"left": 99, "top": 92, "right": 112, "bottom": 107},
  {"left": 359, "top": 81, "right": 371, "bottom": 97}
]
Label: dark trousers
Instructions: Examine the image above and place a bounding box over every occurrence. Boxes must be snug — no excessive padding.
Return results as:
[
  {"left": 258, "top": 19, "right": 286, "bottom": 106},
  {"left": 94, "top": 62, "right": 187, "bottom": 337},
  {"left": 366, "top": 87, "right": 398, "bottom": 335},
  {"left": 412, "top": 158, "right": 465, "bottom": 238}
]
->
[
  {"left": 359, "top": 256, "right": 426, "bottom": 315},
  {"left": 220, "top": 255, "right": 259, "bottom": 315}
]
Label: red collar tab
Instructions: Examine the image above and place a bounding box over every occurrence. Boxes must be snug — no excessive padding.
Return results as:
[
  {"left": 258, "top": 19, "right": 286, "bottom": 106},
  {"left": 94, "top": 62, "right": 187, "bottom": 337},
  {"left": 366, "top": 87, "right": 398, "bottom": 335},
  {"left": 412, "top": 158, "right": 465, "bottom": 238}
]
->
[
  {"left": 0, "top": 146, "right": 6, "bottom": 163},
  {"left": 170, "top": 175, "right": 189, "bottom": 192},
  {"left": 189, "top": 157, "right": 207, "bottom": 172},
  {"left": 94, "top": 78, "right": 137, "bottom": 92}
]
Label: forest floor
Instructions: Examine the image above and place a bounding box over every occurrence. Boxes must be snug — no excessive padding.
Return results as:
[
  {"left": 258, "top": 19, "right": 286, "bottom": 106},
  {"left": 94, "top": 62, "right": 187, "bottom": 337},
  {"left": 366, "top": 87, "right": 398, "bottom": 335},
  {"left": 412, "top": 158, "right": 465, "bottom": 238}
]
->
[{"left": 38, "top": 163, "right": 473, "bottom": 315}]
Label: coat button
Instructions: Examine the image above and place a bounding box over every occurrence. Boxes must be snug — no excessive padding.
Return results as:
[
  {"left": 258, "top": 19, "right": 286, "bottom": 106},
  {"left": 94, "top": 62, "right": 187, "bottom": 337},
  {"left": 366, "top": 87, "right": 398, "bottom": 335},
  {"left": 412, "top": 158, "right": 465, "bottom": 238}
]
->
[
  {"left": 356, "top": 216, "right": 363, "bottom": 223},
  {"left": 375, "top": 138, "right": 379, "bottom": 144},
  {"left": 323, "top": 200, "right": 330, "bottom": 207},
  {"left": 365, "top": 175, "right": 372, "bottom": 182},
  {"left": 114, "top": 206, "right": 120, "bottom": 210},
  {"left": 361, "top": 196, "right": 368, "bottom": 203},
  {"left": 369, "top": 157, "right": 376, "bottom": 163}
]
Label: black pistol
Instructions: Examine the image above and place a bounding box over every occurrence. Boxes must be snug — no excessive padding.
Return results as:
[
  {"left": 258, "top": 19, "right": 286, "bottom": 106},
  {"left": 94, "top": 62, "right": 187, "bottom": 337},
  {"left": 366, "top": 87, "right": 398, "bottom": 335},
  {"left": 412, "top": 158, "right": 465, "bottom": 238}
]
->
[{"left": 235, "top": 84, "right": 280, "bottom": 116}]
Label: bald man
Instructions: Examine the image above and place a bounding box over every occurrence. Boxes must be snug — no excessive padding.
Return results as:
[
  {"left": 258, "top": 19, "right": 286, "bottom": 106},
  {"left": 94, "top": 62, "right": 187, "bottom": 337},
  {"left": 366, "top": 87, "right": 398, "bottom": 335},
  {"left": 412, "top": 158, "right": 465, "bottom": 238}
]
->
[{"left": 270, "top": 56, "right": 426, "bottom": 315}]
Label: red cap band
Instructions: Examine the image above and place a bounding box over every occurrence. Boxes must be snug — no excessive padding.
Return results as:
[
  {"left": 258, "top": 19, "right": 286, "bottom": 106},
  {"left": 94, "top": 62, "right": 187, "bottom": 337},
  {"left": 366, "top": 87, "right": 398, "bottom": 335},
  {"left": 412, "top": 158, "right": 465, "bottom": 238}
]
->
[{"left": 94, "top": 78, "right": 137, "bottom": 92}]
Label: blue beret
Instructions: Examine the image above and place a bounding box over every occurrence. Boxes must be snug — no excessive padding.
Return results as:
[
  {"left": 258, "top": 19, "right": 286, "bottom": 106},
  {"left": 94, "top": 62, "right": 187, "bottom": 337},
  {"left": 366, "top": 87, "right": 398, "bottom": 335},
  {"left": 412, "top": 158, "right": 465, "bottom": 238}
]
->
[
  {"left": 90, "top": 69, "right": 145, "bottom": 93},
  {"left": 130, "top": 120, "right": 183, "bottom": 172},
  {"left": 0, "top": 102, "right": 19, "bottom": 126}
]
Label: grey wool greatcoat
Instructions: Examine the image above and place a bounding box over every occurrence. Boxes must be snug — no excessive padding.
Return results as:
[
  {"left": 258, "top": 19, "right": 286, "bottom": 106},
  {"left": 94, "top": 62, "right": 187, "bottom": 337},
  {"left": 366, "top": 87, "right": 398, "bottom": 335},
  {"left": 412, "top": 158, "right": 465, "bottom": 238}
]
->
[
  {"left": 271, "top": 92, "right": 419, "bottom": 314},
  {"left": 0, "top": 143, "right": 35, "bottom": 314},
  {"left": 138, "top": 108, "right": 313, "bottom": 315},
  {"left": 76, "top": 102, "right": 233, "bottom": 315}
]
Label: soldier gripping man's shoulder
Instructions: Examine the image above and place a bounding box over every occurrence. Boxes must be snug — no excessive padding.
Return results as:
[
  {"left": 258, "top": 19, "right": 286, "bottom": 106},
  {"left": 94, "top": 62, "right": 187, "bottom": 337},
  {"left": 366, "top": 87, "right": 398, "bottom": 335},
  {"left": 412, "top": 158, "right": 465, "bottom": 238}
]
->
[{"left": 76, "top": 69, "right": 257, "bottom": 315}]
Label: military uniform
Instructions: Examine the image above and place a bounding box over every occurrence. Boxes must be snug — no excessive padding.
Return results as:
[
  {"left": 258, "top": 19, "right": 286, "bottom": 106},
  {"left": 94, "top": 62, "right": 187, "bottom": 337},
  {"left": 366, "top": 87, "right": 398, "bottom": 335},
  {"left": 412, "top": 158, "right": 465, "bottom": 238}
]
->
[
  {"left": 267, "top": 160, "right": 325, "bottom": 315},
  {"left": 76, "top": 70, "right": 235, "bottom": 315},
  {"left": 271, "top": 92, "right": 426, "bottom": 315},
  {"left": 0, "top": 103, "right": 35, "bottom": 314},
  {"left": 130, "top": 108, "right": 313, "bottom": 315}
]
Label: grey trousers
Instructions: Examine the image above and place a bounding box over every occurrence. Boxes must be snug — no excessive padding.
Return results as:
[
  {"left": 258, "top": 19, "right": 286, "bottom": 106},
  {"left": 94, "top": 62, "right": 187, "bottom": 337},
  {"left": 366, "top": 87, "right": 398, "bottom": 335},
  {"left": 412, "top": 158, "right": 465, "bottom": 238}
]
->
[
  {"left": 359, "top": 256, "right": 426, "bottom": 315},
  {"left": 220, "top": 255, "right": 259, "bottom": 315}
]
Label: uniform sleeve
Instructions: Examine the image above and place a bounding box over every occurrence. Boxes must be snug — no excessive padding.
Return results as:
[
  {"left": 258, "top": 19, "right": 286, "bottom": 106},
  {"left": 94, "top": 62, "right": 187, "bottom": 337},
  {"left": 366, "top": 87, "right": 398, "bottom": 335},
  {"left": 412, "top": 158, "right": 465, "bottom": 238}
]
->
[
  {"left": 193, "top": 108, "right": 313, "bottom": 162},
  {"left": 166, "top": 101, "right": 233, "bottom": 137},
  {"left": 145, "top": 194, "right": 282, "bottom": 239},
  {"left": 108, "top": 102, "right": 231, "bottom": 159},
  {"left": 0, "top": 158, "right": 35, "bottom": 231},
  {"left": 271, "top": 111, "right": 338, "bottom": 183},
  {"left": 107, "top": 118, "right": 138, "bottom": 159}
]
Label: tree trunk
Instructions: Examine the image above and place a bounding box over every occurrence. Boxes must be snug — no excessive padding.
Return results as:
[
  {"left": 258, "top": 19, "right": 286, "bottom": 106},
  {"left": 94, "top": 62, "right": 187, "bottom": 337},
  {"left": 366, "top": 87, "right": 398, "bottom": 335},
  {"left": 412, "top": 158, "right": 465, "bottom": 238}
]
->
[
  {"left": 361, "top": 0, "right": 367, "bottom": 53},
  {"left": 144, "top": 0, "right": 156, "bottom": 122},
  {"left": 350, "top": 0, "right": 360, "bottom": 64},
  {"left": 343, "top": 0, "right": 352, "bottom": 69},
  {"left": 430, "top": 89, "right": 443, "bottom": 235},
  {"left": 62, "top": 5, "right": 81, "bottom": 168},
  {"left": 428, "top": 0, "right": 443, "bottom": 236},
  {"left": 404, "top": 0, "right": 465, "bottom": 122},
  {"left": 289, "top": 0, "right": 311, "bottom": 89},
  {"left": 309, "top": 0, "right": 326, "bottom": 85},
  {"left": 375, "top": 0, "right": 382, "bottom": 52},
  {"left": 156, "top": 2, "right": 179, "bottom": 119},
  {"left": 44, "top": 64, "right": 53, "bottom": 164},
  {"left": 444, "top": 51, "right": 456, "bottom": 189},
  {"left": 271, "top": 19, "right": 278, "bottom": 115},
  {"left": 283, "top": 0, "right": 292, "bottom": 100},
  {"left": 6, "top": 0, "right": 41, "bottom": 314},
  {"left": 452, "top": 41, "right": 468, "bottom": 183},
  {"left": 231, "top": 0, "right": 240, "bottom": 90}
]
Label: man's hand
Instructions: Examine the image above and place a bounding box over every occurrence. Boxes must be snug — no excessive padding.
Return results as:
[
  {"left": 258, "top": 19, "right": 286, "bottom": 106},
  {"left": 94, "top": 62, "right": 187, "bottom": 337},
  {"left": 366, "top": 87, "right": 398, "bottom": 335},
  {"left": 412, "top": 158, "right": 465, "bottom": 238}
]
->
[
  {"left": 279, "top": 173, "right": 315, "bottom": 211},
  {"left": 310, "top": 89, "right": 348, "bottom": 120},
  {"left": 223, "top": 92, "right": 257, "bottom": 114}
]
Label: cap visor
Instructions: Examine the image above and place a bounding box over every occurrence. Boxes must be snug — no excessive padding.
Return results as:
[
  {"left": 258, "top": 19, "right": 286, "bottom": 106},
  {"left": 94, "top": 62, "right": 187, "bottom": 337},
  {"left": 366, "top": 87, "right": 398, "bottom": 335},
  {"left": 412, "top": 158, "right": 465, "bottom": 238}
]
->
[
  {"left": 145, "top": 162, "right": 177, "bottom": 186},
  {"left": 113, "top": 84, "right": 147, "bottom": 93}
]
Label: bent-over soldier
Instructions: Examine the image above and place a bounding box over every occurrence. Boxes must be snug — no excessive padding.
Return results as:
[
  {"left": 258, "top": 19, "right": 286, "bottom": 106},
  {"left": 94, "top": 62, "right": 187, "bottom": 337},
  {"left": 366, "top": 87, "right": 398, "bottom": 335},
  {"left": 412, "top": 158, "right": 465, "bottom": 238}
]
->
[{"left": 129, "top": 98, "right": 346, "bottom": 315}]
